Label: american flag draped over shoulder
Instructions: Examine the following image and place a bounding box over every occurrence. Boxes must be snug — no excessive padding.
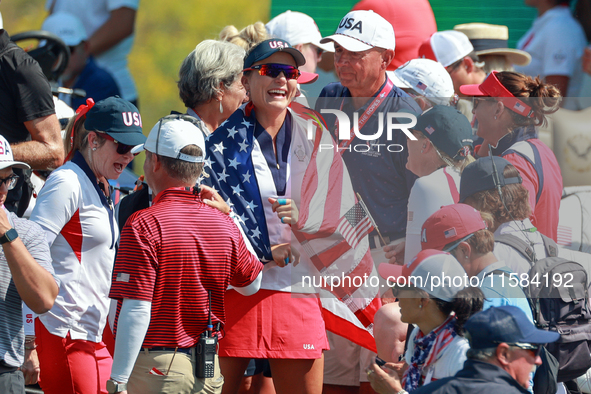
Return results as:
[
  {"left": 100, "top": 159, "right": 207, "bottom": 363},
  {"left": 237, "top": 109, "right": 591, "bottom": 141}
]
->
[
  {"left": 202, "top": 102, "right": 381, "bottom": 351},
  {"left": 201, "top": 104, "right": 272, "bottom": 261}
]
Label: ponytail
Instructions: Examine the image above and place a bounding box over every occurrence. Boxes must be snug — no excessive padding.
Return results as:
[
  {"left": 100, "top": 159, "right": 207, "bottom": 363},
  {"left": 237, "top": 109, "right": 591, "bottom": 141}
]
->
[{"left": 434, "top": 287, "right": 484, "bottom": 335}]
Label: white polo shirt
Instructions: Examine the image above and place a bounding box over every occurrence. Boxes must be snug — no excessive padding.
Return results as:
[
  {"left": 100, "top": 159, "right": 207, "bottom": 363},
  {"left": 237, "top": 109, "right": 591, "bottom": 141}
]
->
[
  {"left": 515, "top": 6, "right": 586, "bottom": 105},
  {"left": 31, "top": 152, "right": 118, "bottom": 342}
]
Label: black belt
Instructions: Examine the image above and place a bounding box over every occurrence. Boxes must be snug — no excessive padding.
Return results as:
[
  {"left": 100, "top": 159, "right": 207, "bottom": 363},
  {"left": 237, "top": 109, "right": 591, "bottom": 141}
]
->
[
  {"left": 143, "top": 347, "right": 193, "bottom": 355},
  {"left": 0, "top": 361, "right": 18, "bottom": 375}
]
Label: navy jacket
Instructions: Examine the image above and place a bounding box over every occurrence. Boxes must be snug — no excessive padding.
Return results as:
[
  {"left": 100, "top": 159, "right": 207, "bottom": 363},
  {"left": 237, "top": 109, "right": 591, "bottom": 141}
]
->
[{"left": 412, "top": 359, "right": 530, "bottom": 394}]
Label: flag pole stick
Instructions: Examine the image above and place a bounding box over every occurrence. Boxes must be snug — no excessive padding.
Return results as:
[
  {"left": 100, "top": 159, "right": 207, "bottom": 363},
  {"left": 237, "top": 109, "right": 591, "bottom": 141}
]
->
[{"left": 356, "top": 193, "right": 387, "bottom": 247}]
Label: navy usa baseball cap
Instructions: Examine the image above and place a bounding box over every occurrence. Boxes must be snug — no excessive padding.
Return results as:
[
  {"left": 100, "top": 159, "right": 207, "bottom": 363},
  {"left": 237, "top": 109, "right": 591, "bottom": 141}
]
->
[
  {"left": 459, "top": 155, "right": 522, "bottom": 203},
  {"left": 84, "top": 96, "right": 146, "bottom": 146},
  {"left": 244, "top": 38, "right": 305, "bottom": 69},
  {"left": 414, "top": 105, "right": 473, "bottom": 160},
  {"left": 465, "top": 306, "right": 560, "bottom": 349}
]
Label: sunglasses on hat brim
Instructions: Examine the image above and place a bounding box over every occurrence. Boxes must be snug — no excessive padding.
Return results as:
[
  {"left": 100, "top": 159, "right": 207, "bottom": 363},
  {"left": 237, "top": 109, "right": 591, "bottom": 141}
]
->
[{"left": 243, "top": 64, "right": 301, "bottom": 80}]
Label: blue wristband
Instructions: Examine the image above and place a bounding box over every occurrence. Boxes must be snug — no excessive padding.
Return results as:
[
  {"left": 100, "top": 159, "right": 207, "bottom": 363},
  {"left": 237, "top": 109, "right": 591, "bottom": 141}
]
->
[
  {"left": 278, "top": 199, "right": 287, "bottom": 205},
  {"left": 284, "top": 257, "right": 290, "bottom": 265}
]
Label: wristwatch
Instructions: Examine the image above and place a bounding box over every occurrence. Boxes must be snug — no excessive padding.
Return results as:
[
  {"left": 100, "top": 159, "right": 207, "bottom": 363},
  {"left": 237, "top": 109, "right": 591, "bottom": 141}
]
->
[
  {"left": 106, "top": 379, "right": 127, "bottom": 393},
  {"left": 0, "top": 228, "right": 18, "bottom": 244}
]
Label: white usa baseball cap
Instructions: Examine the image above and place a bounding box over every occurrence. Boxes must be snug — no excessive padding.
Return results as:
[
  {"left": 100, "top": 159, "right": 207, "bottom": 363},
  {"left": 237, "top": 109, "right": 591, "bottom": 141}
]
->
[
  {"left": 0, "top": 135, "right": 30, "bottom": 170},
  {"left": 387, "top": 58, "right": 455, "bottom": 105},
  {"left": 266, "top": 11, "right": 334, "bottom": 53},
  {"left": 321, "top": 10, "right": 395, "bottom": 52},
  {"left": 132, "top": 115, "right": 206, "bottom": 163},
  {"left": 419, "top": 31, "right": 474, "bottom": 68}
]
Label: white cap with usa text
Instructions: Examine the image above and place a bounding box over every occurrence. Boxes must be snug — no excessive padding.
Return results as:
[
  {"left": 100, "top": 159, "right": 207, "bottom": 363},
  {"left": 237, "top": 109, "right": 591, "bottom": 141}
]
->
[
  {"left": 321, "top": 10, "right": 395, "bottom": 52},
  {"left": 0, "top": 135, "right": 30, "bottom": 171}
]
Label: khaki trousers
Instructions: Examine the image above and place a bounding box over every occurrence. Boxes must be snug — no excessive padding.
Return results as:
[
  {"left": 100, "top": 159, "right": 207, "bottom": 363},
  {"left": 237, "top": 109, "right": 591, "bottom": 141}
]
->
[{"left": 128, "top": 349, "right": 223, "bottom": 394}]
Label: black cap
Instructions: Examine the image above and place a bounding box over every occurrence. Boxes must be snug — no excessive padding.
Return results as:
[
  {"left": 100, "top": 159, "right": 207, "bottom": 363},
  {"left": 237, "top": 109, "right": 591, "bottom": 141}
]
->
[
  {"left": 244, "top": 38, "right": 305, "bottom": 69},
  {"left": 84, "top": 96, "right": 146, "bottom": 146},
  {"left": 459, "top": 155, "right": 522, "bottom": 203},
  {"left": 414, "top": 105, "right": 473, "bottom": 160},
  {"left": 465, "top": 306, "right": 560, "bottom": 349}
]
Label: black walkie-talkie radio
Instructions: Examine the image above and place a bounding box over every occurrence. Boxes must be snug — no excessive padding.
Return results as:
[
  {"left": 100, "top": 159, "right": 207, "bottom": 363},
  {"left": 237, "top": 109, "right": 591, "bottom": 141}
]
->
[{"left": 195, "top": 291, "right": 218, "bottom": 378}]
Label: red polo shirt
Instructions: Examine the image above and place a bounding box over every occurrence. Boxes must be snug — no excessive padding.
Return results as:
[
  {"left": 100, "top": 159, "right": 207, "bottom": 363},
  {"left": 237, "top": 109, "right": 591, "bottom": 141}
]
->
[{"left": 110, "top": 188, "right": 263, "bottom": 348}]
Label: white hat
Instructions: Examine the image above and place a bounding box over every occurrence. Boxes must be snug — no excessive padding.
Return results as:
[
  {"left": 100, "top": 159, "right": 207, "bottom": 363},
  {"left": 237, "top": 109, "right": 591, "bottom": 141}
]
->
[
  {"left": 0, "top": 135, "right": 30, "bottom": 170},
  {"left": 419, "top": 30, "right": 473, "bottom": 68},
  {"left": 42, "top": 12, "right": 88, "bottom": 46},
  {"left": 387, "top": 59, "right": 455, "bottom": 105},
  {"left": 133, "top": 116, "right": 206, "bottom": 163},
  {"left": 378, "top": 249, "right": 467, "bottom": 302},
  {"left": 321, "top": 10, "right": 395, "bottom": 52},
  {"left": 453, "top": 23, "right": 531, "bottom": 66},
  {"left": 266, "top": 10, "right": 334, "bottom": 53}
]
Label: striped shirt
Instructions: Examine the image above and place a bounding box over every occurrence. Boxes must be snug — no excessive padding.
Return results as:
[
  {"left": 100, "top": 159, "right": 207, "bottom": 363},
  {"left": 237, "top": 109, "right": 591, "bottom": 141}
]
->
[
  {"left": 109, "top": 188, "right": 263, "bottom": 348},
  {"left": 0, "top": 210, "right": 55, "bottom": 367}
]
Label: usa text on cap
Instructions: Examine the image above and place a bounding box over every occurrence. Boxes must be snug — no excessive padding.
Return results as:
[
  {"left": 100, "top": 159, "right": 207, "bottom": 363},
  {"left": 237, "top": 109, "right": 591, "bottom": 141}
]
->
[
  {"left": 84, "top": 96, "right": 146, "bottom": 147},
  {"left": 0, "top": 135, "right": 30, "bottom": 171},
  {"left": 320, "top": 10, "right": 395, "bottom": 52},
  {"left": 244, "top": 38, "right": 305, "bottom": 69}
]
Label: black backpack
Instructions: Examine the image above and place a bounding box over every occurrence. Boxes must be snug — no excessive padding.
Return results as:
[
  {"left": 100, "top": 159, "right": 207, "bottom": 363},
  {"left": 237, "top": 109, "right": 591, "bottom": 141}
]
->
[{"left": 496, "top": 234, "right": 591, "bottom": 382}]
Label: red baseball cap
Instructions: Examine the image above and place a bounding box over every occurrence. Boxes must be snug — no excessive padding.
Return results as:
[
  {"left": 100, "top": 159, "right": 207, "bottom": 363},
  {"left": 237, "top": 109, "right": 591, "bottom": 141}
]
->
[
  {"left": 378, "top": 249, "right": 467, "bottom": 301},
  {"left": 421, "top": 204, "right": 487, "bottom": 252},
  {"left": 459, "top": 71, "right": 534, "bottom": 118}
]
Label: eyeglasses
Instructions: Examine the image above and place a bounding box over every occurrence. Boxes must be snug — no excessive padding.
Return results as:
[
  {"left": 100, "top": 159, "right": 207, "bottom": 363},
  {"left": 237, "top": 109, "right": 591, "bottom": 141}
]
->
[
  {"left": 244, "top": 64, "right": 301, "bottom": 80},
  {"left": 0, "top": 174, "right": 19, "bottom": 190},
  {"left": 96, "top": 132, "right": 136, "bottom": 155}
]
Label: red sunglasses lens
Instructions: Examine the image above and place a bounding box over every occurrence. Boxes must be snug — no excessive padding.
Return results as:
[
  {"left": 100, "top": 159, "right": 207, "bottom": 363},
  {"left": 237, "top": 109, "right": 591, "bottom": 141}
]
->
[{"left": 258, "top": 64, "right": 300, "bottom": 80}]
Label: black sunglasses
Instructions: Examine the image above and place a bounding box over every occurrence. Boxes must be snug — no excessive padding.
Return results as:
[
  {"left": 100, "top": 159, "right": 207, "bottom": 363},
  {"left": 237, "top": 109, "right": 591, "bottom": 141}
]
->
[
  {"left": 497, "top": 342, "right": 542, "bottom": 358},
  {"left": 96, "top": 132, "right": 136, "bottom": 155}
]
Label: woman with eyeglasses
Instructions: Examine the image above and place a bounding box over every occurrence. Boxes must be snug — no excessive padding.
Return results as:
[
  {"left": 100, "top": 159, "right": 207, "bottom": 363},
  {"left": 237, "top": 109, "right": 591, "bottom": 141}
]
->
[
  {"left": 367, "top": 250, "right": 484, "bottom": 393},
  {"left": 400, "top": 105, "right": 475, "bottom": 265},
  {"left": 460, "top": 71, "right": 562, "bottom": 242},
  {"left": 203, "top": 38, "right": 338, "bottom": 394},
  {"left": 29, "top": 96, "right": 146, "bottom": 394}
]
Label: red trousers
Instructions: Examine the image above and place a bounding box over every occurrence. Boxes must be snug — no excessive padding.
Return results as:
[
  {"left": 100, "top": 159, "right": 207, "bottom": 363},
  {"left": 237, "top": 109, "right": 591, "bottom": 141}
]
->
[{"left": 36, "top": 319, "right": 112, "bottom": 394}]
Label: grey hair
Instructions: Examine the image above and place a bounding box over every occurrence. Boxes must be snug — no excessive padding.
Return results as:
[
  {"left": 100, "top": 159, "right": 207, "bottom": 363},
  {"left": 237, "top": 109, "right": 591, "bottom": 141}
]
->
[
  {"left": 178, "top": 40, "right": 245, "bottom": 109},
  {"left": 466, "top": 347, "right": 497, "bottom": 362}
]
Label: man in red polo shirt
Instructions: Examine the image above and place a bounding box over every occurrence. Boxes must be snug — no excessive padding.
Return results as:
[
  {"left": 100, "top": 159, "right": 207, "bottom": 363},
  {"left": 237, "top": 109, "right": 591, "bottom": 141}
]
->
[{"left": 107, "top": 115, "right": 263, "bottom": 394}]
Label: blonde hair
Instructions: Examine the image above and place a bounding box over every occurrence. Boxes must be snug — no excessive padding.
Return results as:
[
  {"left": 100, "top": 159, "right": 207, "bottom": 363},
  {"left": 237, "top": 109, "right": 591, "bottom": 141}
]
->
[
  {"left": 63, "top": 115, "right": 106, "bottom": 161},
  {"left": 219, "top": 22, "right": 268, "bottom": 52}
]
